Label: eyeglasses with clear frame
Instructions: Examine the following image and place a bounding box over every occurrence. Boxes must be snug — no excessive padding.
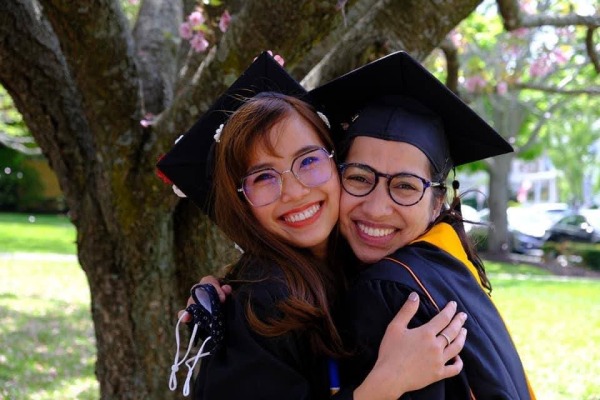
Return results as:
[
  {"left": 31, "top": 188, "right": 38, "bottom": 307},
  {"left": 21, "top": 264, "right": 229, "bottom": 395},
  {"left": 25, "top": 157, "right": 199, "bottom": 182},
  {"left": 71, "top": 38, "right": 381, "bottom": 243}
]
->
[
  {"left": 338, "top": 163, "right": 445, "bottom": 206},
  {"left": 238, "top": 147, "right": 335, "bottom": 207}
]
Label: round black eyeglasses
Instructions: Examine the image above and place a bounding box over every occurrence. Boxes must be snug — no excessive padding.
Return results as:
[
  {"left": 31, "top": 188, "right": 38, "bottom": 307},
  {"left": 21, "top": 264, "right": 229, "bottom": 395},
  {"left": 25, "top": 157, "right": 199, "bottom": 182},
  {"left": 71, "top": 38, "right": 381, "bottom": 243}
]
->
[
  {"left": 238, "top": 148, "right": 335, "bottom": 207},
  {"left": 338, "top": 163, "right": 445, "bottom": 206}
]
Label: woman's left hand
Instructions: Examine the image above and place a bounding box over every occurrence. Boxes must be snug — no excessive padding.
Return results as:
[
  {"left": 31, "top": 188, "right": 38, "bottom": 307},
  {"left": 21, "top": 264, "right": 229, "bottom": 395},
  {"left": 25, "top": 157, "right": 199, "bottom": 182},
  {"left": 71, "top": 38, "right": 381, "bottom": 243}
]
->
[{"left": 176, "top": 275, "right": 232, "bottom": 322}]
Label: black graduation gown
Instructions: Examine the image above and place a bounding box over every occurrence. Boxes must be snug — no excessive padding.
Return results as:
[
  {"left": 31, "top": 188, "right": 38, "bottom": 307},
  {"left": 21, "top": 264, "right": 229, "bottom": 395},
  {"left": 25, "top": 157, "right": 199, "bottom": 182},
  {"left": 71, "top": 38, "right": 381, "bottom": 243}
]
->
[
  {"left": 340, "top": 223, "right": 535, "bottom": 400},
  {"left": 193, "top": 257, "right": 353, "bottom": 400}
]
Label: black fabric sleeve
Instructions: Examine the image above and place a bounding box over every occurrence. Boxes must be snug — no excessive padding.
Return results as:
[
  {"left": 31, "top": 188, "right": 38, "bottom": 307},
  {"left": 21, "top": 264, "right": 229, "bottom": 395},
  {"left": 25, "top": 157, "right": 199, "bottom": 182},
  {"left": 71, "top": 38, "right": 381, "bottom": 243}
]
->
[
  {"left": 194, "top": 276, "right": 330, "bottom": 400},
  {"left": 340, "top": 277, "right": 453, "bottom": 400}
]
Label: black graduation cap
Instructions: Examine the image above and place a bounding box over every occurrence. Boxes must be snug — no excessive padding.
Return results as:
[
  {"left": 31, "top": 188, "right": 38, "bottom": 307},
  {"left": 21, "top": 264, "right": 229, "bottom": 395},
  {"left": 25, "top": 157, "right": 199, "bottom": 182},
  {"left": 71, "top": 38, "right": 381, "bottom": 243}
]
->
[
  {"left": 157, "top": 52, "right": 309, "bottom": 215},
  {"left": 309, "top": 51, "right": 513, "bottom": 170}
]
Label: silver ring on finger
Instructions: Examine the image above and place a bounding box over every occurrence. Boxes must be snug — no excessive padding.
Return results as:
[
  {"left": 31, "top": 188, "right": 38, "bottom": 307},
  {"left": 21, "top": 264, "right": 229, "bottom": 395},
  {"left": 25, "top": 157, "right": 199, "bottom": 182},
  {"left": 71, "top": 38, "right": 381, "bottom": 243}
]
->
[{"left": 438, "top": 332, "right": 451, "bottom": 347}]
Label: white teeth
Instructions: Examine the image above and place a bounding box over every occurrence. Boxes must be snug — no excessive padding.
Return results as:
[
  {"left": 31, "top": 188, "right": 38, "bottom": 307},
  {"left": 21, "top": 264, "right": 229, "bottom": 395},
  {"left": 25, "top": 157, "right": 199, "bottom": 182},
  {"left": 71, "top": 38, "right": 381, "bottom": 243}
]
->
[
  {"left": 284, "top": 204, "right": 320, "bottom": 223},
  {"left": 357, "top": 222, "right": 394, "bottom": 238}
]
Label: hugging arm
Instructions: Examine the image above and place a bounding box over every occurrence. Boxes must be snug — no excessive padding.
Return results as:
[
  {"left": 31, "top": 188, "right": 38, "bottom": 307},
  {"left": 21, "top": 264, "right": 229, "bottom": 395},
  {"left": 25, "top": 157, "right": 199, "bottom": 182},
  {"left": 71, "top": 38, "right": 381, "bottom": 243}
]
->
[
  {"left": 341, "top": 279, "right": 468, "bottom": 399},
  {"left": 180, "top": 276, "right": 466, "bottom": 399}
]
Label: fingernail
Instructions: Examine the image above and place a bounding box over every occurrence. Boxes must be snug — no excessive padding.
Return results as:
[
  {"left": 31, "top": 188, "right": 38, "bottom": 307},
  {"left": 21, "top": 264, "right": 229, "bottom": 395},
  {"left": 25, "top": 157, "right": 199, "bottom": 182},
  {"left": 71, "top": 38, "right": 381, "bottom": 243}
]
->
[
  {"left": 460, "top": 312, "right": 467, "bottom": 321},
  {"left": 450, "top": 301, "right": 457, "bottom": 308},
  {"left": 462, "top": 328, "right": 467, "bottom": 335},
  {"left": 408, "top": 292, "right": 418, "bottom": 302}
]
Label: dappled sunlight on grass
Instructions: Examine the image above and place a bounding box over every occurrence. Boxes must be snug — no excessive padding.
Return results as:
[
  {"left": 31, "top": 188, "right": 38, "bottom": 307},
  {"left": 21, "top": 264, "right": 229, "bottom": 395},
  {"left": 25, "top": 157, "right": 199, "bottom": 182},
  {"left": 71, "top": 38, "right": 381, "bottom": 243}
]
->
[
  {"left": 27, "top": 378, "right": 99, "bottom": 400},
  {"left": 0, "top": 257, "right": 87, "bottom": 304},
  {"left": 491, "top": 277, "right": 600, "bottom": 400},
  {"left": 0, "top": 257, "right": 98, "bottom": 400}
]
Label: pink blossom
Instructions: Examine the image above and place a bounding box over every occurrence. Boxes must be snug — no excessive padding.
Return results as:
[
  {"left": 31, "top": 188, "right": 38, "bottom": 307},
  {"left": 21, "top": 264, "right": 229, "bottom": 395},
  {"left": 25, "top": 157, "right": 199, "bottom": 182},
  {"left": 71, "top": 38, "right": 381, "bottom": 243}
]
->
[
  {"left": 496, "top": 81, "right": 508, "bottom": 96},
  {"left": 273, "top": 54, "right": 285, "bottom": 66},
  {"left": 530, "top": 56, "right": 552, "bottom": 78},
  {"left": 519, "top": 0, "right": 536, "bottom": 14},
  {"left": 190, "top": 33, "right": 209, "bottom": 53},
  {"left": 449, "top": 30, "right": 463, "bottom": 48},
  {"left": 551, "top": 48, "right": 567, "bottom": 64},
  {"left": 556, "top": 27, "right": 576, "bottom": 40},
  {"left": 219, "top": 10, "right": 231, "bottom": 33},
  {"left": 179, "top": 22, "right": 193, "bottom": 40},
  {"left": 128, "top": 0, "right": 139, "bottom": 4},
  {"left": 259, "top": 51, "right": 285, "bottom": 66},
  {"left": 188, "top": 11, "right": 205, "bottom": 27},
  {"left": 511, "top": 28, "right": 529, "bottom": 39},
  {"left": 140, "top": 113, "right": 155, "bottom": 128},
  {"left": 464, "top": 75, "right": 487, "bottom": 93},
  {"left": 505, "top": 44, "right": 525, "bottom": 58}
]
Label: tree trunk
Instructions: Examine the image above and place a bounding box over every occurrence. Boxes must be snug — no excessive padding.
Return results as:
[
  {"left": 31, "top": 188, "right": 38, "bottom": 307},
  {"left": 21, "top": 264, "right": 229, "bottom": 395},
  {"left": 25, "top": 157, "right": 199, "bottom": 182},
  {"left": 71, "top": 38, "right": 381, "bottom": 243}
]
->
[
  {"left": 487, "top": 153, "right": 514, "bottom": 255},
  {"left": 0, "top": 0, "right": 483, "bottom": 398}
]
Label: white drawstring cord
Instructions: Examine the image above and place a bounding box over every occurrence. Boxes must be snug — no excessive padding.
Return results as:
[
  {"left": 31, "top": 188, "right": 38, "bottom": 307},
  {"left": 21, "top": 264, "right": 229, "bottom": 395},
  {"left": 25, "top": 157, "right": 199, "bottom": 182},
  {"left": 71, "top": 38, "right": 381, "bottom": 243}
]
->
[
  {"left": 169, "top": 312, "right": 198, "bottom": 391},
  {"left": 182, "top": 334, "right": 213, "bottom": 396},
  {"left": 169, "top": 311, "right": 213, "bottom": 396}
]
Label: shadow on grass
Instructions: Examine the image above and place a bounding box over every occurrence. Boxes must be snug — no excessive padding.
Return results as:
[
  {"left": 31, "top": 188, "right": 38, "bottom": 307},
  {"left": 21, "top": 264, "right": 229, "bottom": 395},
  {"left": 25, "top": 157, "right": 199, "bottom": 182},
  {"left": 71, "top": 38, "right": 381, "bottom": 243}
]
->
[{"left": 0, "top": 296, "right": 98, "bottom": 400}]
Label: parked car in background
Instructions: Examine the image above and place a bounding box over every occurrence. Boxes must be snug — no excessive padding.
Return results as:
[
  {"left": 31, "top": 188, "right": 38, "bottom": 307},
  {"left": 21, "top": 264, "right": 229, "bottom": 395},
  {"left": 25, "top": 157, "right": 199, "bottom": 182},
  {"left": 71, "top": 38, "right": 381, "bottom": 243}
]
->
[
  {"left": 527, "top": 202, "right": 571, "bottom": 224},
  {"left": 506, "top": 207, "right": 551, "bottom": 254},
  {"left": 468, "top": 203, "right": 571, "bottom": 254},
  {"left": 544, "top": 209, "right": 600, "bottom": 244},
  {"left": 509, "top": 203, "right": 571, "bottom": 253}
]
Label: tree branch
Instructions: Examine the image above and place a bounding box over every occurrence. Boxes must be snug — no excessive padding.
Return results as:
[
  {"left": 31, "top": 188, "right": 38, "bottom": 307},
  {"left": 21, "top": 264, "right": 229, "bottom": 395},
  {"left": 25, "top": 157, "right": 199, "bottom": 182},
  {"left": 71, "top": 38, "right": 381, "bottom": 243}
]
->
[
  {"left": 497, "top": 0, "right": 600, "bottom": 74},
  {"left": 132, "top": 0, "right": 183, "bottom": 115},
  {"left": 497, "top": 0, "right": 521, "bottom": 29},
  {"left": 299, "top": 0, "right": 388, "bottom": 90},
  {"left": 519, "top": 13, "right": 600, "bottom": 29},
  {"left": 299, "top": 0, "right": 482, "bottom": 89},
  {"left": 38, "top": 0, "right": 175, "bottom": 221},
  {"left": 39, "top": 0, "right": 142, "bottom": 149},
  {"left": 586, "top": 27, "right": 600, "bottom": 74},
  {"left": 438, "top": 38, "right": 460, "bottom": 94},
  {"left": 515, "top": 82, "right": 600, "bottom": 95},
  {"left": 0, "top": 0, "right": 94, "bottom": 218},
  {"left": 497, "top": 0, "right": 600, "bottom": 30}
]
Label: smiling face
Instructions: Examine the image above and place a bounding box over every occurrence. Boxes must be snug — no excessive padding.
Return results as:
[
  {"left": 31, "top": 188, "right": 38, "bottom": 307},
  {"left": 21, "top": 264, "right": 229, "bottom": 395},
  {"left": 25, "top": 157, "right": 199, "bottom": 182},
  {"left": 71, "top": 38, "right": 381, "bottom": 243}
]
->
[
  {"left": 339, "top": 136, "right": 443, "bottom": 264},
  {"left": 246, "top": 112, "right": 340, "bottom": 259}
]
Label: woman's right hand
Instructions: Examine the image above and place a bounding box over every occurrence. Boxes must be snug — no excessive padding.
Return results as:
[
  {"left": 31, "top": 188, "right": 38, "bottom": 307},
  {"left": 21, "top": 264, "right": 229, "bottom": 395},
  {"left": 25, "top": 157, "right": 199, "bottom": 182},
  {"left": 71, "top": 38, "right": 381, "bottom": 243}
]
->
[
  {"left": 354, "top": 293, "right": 467, "bottom": 400},
  {"left": 177, "top": 275, "right": 233, "bottom": 323}
]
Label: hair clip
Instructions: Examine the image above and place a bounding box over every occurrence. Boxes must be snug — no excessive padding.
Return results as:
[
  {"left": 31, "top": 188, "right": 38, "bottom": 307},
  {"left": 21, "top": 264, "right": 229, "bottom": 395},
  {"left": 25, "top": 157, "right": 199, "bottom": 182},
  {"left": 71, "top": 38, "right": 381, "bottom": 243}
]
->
[
  {"left": 213, "top": 124, "right": 224, "bottom": 143},
  {"left": 172, "top": 185, "right": 187, "bottom": 198},
  {"left": 317, "top": 111, "right": 330, "bottom": 129}
]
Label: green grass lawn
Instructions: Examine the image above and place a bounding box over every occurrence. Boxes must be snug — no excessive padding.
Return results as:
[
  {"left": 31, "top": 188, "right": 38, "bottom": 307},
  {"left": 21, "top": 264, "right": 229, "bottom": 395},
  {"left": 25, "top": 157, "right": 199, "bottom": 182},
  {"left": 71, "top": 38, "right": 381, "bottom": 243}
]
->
[
  {"left": 0, "top": 212, "right": 76, "bottom": 254},
  {"left": 0, "top": 256, "right": 98, "bottom": 400},
  {"left": 489, "top": 270, "right": 600, "bottom": 400},
  {"left": 1, "top": 213, "right": 599, "bottom": 399}
]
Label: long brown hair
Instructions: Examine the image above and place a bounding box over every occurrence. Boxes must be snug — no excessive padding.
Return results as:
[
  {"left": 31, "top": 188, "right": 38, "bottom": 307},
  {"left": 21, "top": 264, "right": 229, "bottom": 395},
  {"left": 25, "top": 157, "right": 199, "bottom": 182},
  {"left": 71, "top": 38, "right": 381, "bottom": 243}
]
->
[
  {"left": 430, "top": 162, "right": 492, "bottom": 293},
  {"left": 211, "top": 92, "right": 346, "bottom": 357}
]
